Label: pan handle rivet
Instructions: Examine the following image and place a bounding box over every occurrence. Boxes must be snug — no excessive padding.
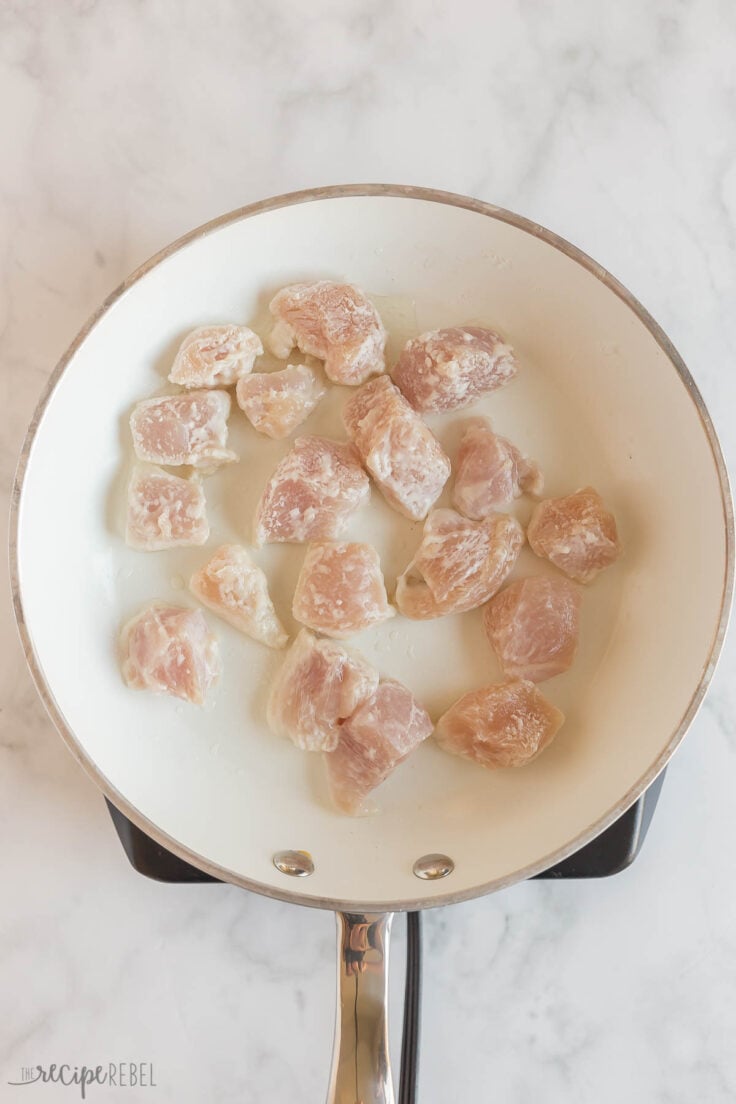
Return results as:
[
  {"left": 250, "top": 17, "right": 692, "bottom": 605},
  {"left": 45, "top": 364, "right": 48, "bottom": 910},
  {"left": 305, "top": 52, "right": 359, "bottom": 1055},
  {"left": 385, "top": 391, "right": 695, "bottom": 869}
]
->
[
  {"left": 413, "top": 853, "right": 454, "bottom": 880},
  {"left": 273, "top": 850, "right": 315, "bottom": 877}
]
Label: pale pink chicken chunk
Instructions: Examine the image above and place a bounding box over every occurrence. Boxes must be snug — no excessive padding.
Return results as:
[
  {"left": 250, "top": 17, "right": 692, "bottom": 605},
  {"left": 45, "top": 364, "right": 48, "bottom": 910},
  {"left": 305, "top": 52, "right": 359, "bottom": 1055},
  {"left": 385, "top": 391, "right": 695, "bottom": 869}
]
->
[
  {"left": 343, "top": 375, "right": 451, "bottom": 521},
  {"left": 254, "top": 436, "right": 370, "bottom": 546},
  {"left": 527, "top": 487, "right": 620, "bottom": 583},
  {"left": 435, "top": 680, "right": 564, "bottom": 769},
  {"left": 325, "top": 679, "right": 433, "bottom": 815},
  {"left": 392, "top": 326, "right": 517, "bottom": 413},
  {"left": 453, "top": 419, "right": 543, "bottom": 519},
  {"left": 292, "top": 542, "right": 394, "bottom": 639},
  {"left": 267, "top": 629, "right": 379, "bottom": 752},
  {"left": 236, "top": 363, "right": 325, "bottom": 440},
  {"left": 120, "top": 604, "right": 220, "bottom": 705},
  {"left": 268, "top": 281, "right": 386, "bottom": 385},
  {"left": 130, "top": 390, "right": 237, "bottom": 470},
  {"left": 126, "top": 464, "right": 209, "bottom": 550},
  {"left": 189, "top": 544, "right": 287, "bottom": 648},
  {"left": 169, "top": 325, "right": 263, "bottom": 388},
  {"left": 395, "top": 508, "right": 524, "bottom": 619},
  {"left": 484, "top": 576, "right": 581, "bottom": 682}
]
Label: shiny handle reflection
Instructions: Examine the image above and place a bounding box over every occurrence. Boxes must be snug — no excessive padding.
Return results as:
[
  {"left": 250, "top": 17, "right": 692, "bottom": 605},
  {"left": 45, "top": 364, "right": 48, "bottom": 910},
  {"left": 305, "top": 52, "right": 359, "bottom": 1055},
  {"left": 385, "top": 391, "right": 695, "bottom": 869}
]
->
[{"left": 326, "top": 912, "right": 395, "bottom": 1104}]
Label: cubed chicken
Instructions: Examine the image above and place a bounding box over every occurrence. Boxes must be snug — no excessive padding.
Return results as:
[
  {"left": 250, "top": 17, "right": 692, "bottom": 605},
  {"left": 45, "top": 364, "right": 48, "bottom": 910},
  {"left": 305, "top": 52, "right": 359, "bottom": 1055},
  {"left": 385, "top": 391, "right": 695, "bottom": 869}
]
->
[
  {"left": 435, "top": 680, "right": 564, "bottom": 768},
  {"left": 267, "top": 629, "right": 379, "bottom": 752},
  {"left": 169, "top": 324, "right": 263, "bottom": 388},
  {"left": 236, "top": 363, "right": 325, "bottom": 440},
  {"left": 267, "top": 281, "right": 386, "bottom": 385},
  {"left": 527, "top": 487, "right": 620, "bottom": 583},
  {"left": 189, "top": 544, "right": 287, "bottom": 648},
  {"left": 392, "top": 326, "right": 517, "bottom": 413},
  {"left": 126, "top": 464, "right": 209, "bottom": 550},
  {"left": 453, "top": 418, "right": 543, "bottom": 518},
  {"left": 292, "top": 541, "right": 394, "bottom": 639},
  {"left": 130, "top": 390, "right": 237, "bottom": 471},
  {"left": 254, "top": 436, "right": 370, "bottom": 546},
  {"left": 120, "top": 604, "right": 220, "bottom": 705},
  {"left": 343, "top": 375, "right": 451, "bottom": 521},
  {"left": 484, "top": 576, "right": 581, "bottom": 682},
  {"left": 395, "top": 508, "right": 524, "bottom": 619},
  {"left": 325, "top": 679, "right": 433, "bottom": 815}
]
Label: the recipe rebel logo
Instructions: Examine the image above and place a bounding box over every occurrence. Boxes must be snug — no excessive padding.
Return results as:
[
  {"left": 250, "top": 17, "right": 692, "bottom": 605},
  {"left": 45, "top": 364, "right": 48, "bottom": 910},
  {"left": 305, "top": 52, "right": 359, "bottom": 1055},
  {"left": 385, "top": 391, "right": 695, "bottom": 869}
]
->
[{"left": 7, "top": 1063, "right": 156, "bottom": 1097}]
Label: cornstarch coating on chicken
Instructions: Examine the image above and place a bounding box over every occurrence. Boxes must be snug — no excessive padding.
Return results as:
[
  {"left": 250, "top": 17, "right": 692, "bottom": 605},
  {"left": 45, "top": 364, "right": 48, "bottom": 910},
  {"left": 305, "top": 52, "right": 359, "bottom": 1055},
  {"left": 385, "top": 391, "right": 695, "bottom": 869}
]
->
[
  {"left": 120, "top": 604, "right": 220, "bottom": 705},
  {"left": 392, "top": 326, "right": 517, "bottom": 413},
  {"left": 169, "top": 325, "right": 263, "bottom": 388},
  {"left": 527, "top": 487, "right": 620, "bottom": 583},
  {"left": 435, "top": 680, "right": 564, "bottom": 769},
  {"left": 189, "top": 544, "right": 287, "bottom": 648},
  {"left": 453, "top": 418, "right": 543, "bottom": 518},
  {"left": 267, "top": 629, "right": 379, "bottom": 752},
  {"left": 236, "top": 363, "right": 325, "bottom": 440},
  {"left": 343, "top": 375, "right": 451, "bottom": 521},
  {"left": 484, "top": 576, "right": 581, "bottom": 683},
  {"left": 130, "top": 390, "right": 237, "bottom": 471},
  {"left": 325, "top": 679, "right": 433, "bottom": 815},
  {"left": 126, "top": 464, "right": 209, "bottom": 550},
  {"left": 268, "top": 281, "right": 387, "bottom": 386},
  {"left": 395, "top": 508, "right": 524, "bottom": 620},
  {"left": 254, "top": 436, "right": 370, "bottom": 546},
  {"left": 292, "top": 541, "right": 394, "bottom": 639}
]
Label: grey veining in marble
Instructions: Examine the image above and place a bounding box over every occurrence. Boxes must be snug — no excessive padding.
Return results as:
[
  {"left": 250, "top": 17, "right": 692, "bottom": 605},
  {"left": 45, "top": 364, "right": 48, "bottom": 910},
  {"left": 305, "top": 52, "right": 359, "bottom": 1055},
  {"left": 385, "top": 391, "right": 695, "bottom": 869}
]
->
[{"left": 2, "top": 2, "right": 735, "bottom": 1101}]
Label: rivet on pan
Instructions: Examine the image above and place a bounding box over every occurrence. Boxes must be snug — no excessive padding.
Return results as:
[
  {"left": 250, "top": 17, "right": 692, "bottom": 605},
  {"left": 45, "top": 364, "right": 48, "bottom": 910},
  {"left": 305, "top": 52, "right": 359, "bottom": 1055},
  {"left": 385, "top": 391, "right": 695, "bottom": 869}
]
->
[
  {"left": 413, "top": 854, "right": 454, "bottom": 880},
  {"left": 273, "top": 850, "right": 315, "bottom": 877}
]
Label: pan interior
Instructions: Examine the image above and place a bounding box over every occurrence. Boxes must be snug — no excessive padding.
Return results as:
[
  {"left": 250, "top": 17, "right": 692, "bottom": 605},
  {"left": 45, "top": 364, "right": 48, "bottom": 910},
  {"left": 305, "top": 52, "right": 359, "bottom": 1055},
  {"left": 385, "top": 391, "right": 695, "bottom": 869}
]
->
[{"left": 16, "top": 193, "right": 729, "bottom": 908}]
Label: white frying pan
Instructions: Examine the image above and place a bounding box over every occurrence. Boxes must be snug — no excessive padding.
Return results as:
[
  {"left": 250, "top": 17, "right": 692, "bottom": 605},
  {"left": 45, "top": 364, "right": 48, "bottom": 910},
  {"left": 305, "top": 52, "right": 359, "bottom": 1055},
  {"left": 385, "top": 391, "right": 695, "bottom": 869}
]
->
[{"left": 11, "top": 185, "right": 733, "bottom": 1103}]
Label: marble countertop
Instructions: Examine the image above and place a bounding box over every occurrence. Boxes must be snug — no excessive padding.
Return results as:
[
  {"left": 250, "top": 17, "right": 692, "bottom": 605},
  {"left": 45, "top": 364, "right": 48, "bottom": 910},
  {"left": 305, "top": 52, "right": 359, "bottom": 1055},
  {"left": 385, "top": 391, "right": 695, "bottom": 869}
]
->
[{"left": 2, "top": 3, "right": 735, "bottom": 1101}]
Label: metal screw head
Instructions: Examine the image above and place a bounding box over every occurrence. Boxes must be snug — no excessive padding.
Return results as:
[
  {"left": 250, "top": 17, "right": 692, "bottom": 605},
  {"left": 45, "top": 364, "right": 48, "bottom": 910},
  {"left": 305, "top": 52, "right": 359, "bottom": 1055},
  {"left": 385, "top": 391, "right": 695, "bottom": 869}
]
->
[
  {"left": 273, "top": 850, "right": 314, "bottom": 877},
  {"left": 413, "top": 853, "right": 455, "bottom": 880}
]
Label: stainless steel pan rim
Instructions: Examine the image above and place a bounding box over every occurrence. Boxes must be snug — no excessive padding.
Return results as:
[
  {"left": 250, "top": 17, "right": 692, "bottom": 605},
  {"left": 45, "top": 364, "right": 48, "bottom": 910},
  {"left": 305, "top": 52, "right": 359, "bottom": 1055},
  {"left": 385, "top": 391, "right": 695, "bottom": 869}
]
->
[{"left": 10, "top": 182, "right": 734, "bottom": 914}]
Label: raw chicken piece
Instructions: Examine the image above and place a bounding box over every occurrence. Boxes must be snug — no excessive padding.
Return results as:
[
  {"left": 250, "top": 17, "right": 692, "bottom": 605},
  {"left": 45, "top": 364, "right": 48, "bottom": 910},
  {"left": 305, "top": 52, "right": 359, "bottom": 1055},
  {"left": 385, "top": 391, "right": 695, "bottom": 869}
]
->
[
  {"left": 325, "top": 679, "right": 433, "bottom": 815},
  {"left": 267, "top": 629, "right": 379, "bottom": 752},
  {"left": 130, "top": 390, "right": 237, "bottom": 470},
  {"left": 343, "top": 375, "right": 451, "bottom": 520},
  {"left": 484, "top": 576, "right": 581, "bottom": 682},
  {"left": 395, "top": 508, "right": 524, "bottom": 619},
  {"left": 292, "top": 542, "right": 394, "bottom": 639},
  {"left": 126, "top": 464, "right": 209, "bottom": 550},
  {"left": 236, "top": 363, "right": 325, "bottom": 439},
  {"left": 120, "top": 604, "right": 220, "bottom": 705},
  {"left": 453, "top": 419, "right": 543, "bottom": 518},
  {"left": 169, "top": 325, "right": 263, "bottom": 388},
  {"left": 527, "top": 487, "right": 620, "bottom": 583},
  {"left": 254, "top": 436, "right": 370, "bottom": 546},
  {"left": 435, "top": 680, "right": 564, "bottom": 769},
  {"left": 268, "top": 281, "right": 386, "bottom": 385},
  {"left": 189, "top": 544, "right": 287, "bottom": 648},
  {"left": 392, "top": 326, "right": 517, "bottom": 413}
]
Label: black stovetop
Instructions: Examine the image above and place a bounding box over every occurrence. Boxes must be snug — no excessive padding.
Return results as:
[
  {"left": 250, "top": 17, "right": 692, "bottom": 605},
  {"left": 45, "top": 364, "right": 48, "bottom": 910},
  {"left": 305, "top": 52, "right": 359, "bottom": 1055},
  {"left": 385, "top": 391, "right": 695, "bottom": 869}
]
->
[
  {"left": 105, "top": 774, "right": 666, "bottom": 1104},
  {"left": 106, "top": 769, "right": 665, "bottom": 885}
]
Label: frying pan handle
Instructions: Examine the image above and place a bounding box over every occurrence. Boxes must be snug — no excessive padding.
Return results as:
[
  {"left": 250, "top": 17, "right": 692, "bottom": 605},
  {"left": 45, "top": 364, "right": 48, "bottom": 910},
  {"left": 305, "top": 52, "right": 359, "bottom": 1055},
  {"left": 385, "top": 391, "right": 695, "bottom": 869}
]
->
[{"left": 326, "top": 912, "right": 395, "bottom": 1104}]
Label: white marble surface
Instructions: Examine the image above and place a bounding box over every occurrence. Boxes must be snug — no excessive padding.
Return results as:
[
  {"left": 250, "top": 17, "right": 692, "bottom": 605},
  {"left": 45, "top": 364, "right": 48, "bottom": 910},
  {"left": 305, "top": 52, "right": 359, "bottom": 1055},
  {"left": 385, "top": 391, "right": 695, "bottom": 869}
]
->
[{"left": 1, "top": 2, "right": 735, "bottom": 1101}]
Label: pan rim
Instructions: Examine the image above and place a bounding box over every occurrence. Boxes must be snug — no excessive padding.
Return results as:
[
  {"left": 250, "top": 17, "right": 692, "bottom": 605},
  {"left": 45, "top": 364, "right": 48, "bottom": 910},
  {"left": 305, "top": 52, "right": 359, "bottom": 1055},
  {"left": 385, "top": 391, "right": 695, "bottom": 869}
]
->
[{"left": 9, "top": 183, "right": 734, "bottom": 912}]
